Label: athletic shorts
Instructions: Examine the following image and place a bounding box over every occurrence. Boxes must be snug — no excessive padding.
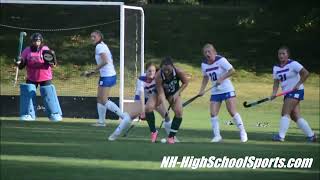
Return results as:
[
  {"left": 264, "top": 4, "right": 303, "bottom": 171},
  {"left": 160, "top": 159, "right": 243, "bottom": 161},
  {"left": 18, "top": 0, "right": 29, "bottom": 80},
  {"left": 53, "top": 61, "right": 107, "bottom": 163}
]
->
[
  {"left": 284, "top": 89, "right": 304, "bottom": 101},
  {"left": 210, "top": 91, "right": 236, "bottom": 102},
  {"left": 26, "top": 79, "right": 52, "bottom": 88},
  {"left": 99, "top": 76, "right": 116, "bottom": 87}
]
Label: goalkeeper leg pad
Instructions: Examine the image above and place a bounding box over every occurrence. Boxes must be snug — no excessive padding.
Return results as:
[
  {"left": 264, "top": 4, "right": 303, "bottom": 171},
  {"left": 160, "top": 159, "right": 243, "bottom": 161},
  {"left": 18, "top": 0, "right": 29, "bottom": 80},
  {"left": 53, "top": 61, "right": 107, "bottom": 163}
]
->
[
  {"left": 20, "top": 83, "right": 36, "bottom": 121},
  {"left": 40, "top": 84, "right": 62, "bottom": 122}
]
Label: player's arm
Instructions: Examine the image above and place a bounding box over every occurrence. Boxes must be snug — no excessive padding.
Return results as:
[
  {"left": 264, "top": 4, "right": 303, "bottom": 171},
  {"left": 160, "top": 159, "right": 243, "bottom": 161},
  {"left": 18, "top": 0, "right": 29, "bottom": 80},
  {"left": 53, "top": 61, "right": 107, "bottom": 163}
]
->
[
  {"left": 16, "top": 48, "right": 27, "bottom": 69},
  {"left": 83, "top": 53, "right": 108, "bottom": 77},
  {"left": 175, "top": 68, "right": 189, "bottom": 96},
  {"left": 217, "top": 68, "right": 235, "bottom": 85},
  {"left": 94, "top": 53, "right": 109, "bottom": 72},
  {"left": 216, "top": 58, "right": 235, "bottom": 85},
  {"left": 293, "top": 68, "right": 309, "bottom": 90},
  {"left": 271, "top": 79, "right": 280, "bottom": 100},
  {"left": 155, "top": 71, "right": 166, "bottom": 105},
  {"left": 198, "top": 75, "right": 209, "bottom": 96}
]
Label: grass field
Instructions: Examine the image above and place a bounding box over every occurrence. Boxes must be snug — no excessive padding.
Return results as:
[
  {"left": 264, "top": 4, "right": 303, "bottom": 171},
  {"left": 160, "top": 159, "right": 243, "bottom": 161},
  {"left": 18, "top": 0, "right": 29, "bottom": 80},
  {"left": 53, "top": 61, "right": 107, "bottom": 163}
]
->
[
  {"left": 1, "top": 81, "right": 319, "bottom": 180},
  {"left": 1, "top": 2, "right": 319, "bottom": 179}
]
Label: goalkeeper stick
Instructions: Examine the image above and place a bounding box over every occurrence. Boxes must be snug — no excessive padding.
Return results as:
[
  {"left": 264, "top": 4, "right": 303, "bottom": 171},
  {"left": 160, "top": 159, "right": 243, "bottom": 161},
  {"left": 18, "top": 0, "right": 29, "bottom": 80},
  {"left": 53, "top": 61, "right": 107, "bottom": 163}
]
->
[{"left": 14, "top": 32, "right": 27, "bottom": 87}]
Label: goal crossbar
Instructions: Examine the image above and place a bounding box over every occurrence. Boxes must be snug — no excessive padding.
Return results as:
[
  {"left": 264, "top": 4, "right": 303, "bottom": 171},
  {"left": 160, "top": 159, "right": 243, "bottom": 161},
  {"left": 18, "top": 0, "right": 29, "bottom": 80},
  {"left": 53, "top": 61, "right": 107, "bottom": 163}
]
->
[{"left": 0, "top": 0, "right": 124, "bottom": 6}]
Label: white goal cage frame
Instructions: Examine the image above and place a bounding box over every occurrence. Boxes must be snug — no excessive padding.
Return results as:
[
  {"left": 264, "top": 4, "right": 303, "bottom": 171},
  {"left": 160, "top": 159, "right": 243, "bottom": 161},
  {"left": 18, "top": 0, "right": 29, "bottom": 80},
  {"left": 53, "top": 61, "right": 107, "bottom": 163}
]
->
[{"left": 1, "top": 0, "right": 145, "bottom": 112}]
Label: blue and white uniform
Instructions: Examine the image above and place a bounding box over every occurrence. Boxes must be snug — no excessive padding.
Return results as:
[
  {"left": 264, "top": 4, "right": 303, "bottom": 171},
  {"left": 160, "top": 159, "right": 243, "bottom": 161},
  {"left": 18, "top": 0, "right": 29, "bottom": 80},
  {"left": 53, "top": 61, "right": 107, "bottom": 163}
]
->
[
  {"left": 273, "top": 60, "right": 304, "bottom": 100},
  {"left": 95, "top": 42, "right": 117, "bottom": 87},
  {"left": 134, "top": 74, "right": 157, "bottom": 101},
  {"left": 201, "top": 55, "right": 235, "bottom": 102}
]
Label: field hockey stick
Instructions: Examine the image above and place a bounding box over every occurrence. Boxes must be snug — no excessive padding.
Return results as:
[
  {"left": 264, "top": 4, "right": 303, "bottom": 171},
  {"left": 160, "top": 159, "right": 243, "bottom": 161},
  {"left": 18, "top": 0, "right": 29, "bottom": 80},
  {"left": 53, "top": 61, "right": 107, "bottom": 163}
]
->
[
  {"left": 243, "top": 89, "right": 294, "bottom": 108},
  {"left": 80, "top": 70, "right": 95, "bottom": 77},
  {"left": 182, "top": 84, "right": 217, "bottom": 107},
  {"left": 14, "top": 32, "right": 27, "bottom": 87},
  {"left": 158, "top": 103, "right": 172, "bottom": 131}
]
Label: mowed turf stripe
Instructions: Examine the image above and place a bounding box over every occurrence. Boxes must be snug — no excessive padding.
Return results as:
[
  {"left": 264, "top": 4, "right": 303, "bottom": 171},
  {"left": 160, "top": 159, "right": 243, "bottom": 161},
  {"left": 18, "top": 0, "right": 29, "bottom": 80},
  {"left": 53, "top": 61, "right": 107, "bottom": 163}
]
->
[{"left": 1, "top": 155, "right": 319, "bottom": 174}]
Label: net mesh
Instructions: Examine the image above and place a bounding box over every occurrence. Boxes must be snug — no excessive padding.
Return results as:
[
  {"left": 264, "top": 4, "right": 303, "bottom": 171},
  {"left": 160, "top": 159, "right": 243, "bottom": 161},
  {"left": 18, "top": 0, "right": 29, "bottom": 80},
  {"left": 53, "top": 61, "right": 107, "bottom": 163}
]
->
[
  {"left": 124, "top": 8, "right": 142, "bottom": 100},
  {"left": 0, "top": 3, "right": 143, "bottom": 99}
]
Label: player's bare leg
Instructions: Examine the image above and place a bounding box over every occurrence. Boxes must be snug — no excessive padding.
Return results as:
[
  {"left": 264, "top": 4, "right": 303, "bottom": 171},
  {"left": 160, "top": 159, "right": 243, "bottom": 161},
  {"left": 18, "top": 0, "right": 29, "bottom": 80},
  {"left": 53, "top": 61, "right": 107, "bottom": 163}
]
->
[
  {"left": 145, "top": 96, "right": 159, "bottom": 142},
  {"left": 155, "top": 103, "right": 180, "bottom": 142},
  {"left": 167, "top": 96, "right": 183, "bottom": 144},
  {"left": 273, "top": 98, "right": 298, "bottom": 141},
  {"left": 290, "top": 103, "right": 316, "bottom": 142},
  {"left": 210, "top": 101, "right": 222, "bottom": 142},
  {"left": 226, "top": 97, "right": 248, "bottom": 142},
  {"left": 93, "top": 86, "right": 111, "bottom": 127}
]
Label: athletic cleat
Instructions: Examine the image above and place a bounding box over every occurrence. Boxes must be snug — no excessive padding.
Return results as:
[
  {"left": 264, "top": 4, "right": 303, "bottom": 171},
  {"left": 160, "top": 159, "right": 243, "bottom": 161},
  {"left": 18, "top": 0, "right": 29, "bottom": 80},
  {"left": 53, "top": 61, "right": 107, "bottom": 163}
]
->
[
  {"left": 49, "top": 113, "right": 62, "bottom": 122},
  {"left": 240, "top": 132, "right": 248, "bottom": 142},
  {"left": 272, "top": 134, "right": 285, "bottom": 142},
  {"left": 151, "top": 131, "right": 158, "bottom": 143},
  {"left": 108, "top": 131, "right": 120, "bottom": 141},
  {"left": 167, "top": 137, "right": 175, "bottom": 144},
  {"left": 306, "top": 134, "right": 317, "bottom": 142},
  {"left": 20, "top": 115, "right": 35, "bottom": 121},
  {"left": 210, "top": 136, "right": 222, "bottom": 143},
  {"left": 91, "top": 122, "right": 106, "bottom": 127}
]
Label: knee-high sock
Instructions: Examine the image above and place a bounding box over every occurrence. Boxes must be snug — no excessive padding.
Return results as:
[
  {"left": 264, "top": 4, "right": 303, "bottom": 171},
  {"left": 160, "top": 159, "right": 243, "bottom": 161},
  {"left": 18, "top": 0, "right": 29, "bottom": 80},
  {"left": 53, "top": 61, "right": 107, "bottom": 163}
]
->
[
  {"left": 296, "top": 118, "right": 314, "bottom": 137},
  {"left": 279, "top": 115, "right": 290, "bottom": 139},
  {"left": 97, "top": 103, "right": 107, "bottom": 123},
  {"left": 211, "top": 116, "right": 221, "bottom": 138},
  {"left": 169, "top": 116, "right": 182, "bottom": 138},
  {"left": 232, "top": 113, "right": 246, "bottom": 133},
  {"left": 146, "top": 112, "right": 156, "bottom": 133},
  {"left": 113, "top": 113, "right": 132, "bottom": 135},
  {"left": 164, "top": 120, "right": 172, "bottom": 135},
  {"left": 105, "top": 100, "right": 125, "bottom": 119}
]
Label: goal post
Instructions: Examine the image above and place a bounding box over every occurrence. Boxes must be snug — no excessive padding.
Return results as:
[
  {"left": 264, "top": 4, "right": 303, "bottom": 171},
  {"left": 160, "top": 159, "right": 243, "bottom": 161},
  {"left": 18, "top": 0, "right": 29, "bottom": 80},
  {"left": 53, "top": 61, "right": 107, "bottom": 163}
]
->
[
  {"left": 120, "top": 5, "right": 145, "bottom": 112},
  {"left": 0, "top": 0, "right": 145, "bottom": 113}
]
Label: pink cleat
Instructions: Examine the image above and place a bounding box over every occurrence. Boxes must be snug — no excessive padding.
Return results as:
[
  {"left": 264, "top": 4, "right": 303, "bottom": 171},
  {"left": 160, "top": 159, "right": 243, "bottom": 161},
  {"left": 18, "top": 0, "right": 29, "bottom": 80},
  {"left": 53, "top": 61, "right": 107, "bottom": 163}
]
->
[
  {"left": 167, "top": 137, "right": 175, "bottom": 144},
  {"left": 151, "top": 131, "right": 158, "bottom": 143}
]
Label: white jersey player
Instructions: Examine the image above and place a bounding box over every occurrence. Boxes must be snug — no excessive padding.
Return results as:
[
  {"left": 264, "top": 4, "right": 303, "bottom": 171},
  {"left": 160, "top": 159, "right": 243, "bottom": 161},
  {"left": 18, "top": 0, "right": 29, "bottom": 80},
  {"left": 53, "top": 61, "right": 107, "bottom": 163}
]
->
[
  {"left": 83, "top": 30, "right": 130, "bottom": 129},
  {"left": 197, "top": 43, "right": 247, "bottom": 143},
  {"left": 271, "top": 46, "right": 316, "bottom": 142}
]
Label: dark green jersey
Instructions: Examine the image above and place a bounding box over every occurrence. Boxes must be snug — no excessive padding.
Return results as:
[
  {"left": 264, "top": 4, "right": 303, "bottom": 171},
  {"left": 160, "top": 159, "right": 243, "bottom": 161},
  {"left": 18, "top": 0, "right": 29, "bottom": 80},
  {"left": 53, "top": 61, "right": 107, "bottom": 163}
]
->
[{"left": 161, "top": 68, "right": 180, "bottom": 97}]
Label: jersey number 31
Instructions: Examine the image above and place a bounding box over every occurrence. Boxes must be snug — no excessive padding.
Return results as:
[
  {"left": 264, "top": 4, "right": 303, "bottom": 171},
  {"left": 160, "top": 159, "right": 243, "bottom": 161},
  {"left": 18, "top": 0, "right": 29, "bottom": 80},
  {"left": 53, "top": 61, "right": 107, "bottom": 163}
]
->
[{"left": 278, "top": 74, "right": 287, "bottom": 82}]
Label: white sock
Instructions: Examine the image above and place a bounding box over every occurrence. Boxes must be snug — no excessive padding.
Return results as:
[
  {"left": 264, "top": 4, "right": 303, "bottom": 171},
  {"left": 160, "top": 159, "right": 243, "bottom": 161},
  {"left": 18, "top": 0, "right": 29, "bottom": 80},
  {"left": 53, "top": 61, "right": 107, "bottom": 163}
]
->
[
  {"left": 105, "top": 100, "right": 125, "bottom": 118},
  {"left": 232, "top": 113, "right": 246, "bottom": 133},
  {"left": 279, "top": 115, "right": 290, "bottom": 139},
  {"left": 211, "top": 116, "right": 221, "bottom": 137},
  {"left": 97, "top": 103, "right": 106, "bottom": 124},
  {"left": 164, "top": 120, "right": 172, "bottom": 135},
  {"left": 114, "top": 114, "right": 132, "bottom": 135},
  {"left": 296, "top": 118, "right": 314, "bottom": 137}
]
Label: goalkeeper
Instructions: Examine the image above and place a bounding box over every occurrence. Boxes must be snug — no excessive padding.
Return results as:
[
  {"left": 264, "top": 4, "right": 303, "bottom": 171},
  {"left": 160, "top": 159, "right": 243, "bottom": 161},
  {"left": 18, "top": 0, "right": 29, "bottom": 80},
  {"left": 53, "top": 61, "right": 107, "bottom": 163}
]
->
[{"left": 16, "top": 33, "right": 62, "bottom": 121}]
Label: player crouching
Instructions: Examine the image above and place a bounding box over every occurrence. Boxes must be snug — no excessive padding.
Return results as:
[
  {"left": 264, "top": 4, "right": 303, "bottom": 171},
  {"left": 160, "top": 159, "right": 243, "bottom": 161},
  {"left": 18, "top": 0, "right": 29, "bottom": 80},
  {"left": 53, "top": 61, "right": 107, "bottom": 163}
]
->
[
  {"left": 155, "top": 57, "right": 189, "bottom": 144},
  {"left": 108, "top": 63, "right": 179, "bottom": 142},
  {"left": 16, "top": 33, "right": 62, "bottom": 122}
]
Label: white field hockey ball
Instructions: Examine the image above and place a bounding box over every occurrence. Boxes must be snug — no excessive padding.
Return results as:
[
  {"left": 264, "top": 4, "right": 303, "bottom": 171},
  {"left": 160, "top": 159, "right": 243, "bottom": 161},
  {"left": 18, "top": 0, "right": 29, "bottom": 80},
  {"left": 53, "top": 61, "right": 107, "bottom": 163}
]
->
[{"left": 161, "top": 138, "right": 167, "bottom": 143}]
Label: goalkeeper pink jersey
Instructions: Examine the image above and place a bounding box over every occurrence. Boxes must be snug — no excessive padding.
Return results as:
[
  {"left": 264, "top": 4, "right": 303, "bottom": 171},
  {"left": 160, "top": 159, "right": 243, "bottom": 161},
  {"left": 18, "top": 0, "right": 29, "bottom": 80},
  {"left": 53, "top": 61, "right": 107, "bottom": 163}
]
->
[{"left": 21, "top": 46, "right": 52, "bottom": 82}]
